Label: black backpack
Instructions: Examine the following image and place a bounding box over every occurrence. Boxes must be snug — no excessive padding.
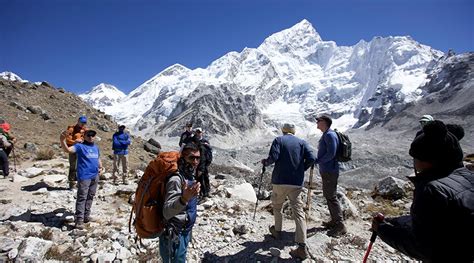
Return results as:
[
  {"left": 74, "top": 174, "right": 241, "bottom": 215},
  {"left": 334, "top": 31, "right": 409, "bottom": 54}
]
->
[{"left": 334, "top": 129, "right": 352, "bottom": 162}]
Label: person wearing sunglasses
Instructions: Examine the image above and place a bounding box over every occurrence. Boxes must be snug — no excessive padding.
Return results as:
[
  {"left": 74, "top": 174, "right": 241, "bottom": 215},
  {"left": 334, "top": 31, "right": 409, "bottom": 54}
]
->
[
  {"left": 60, "top": 129, "right": 102, "bottom": 230},
  {"left": 160, "top": 143, "right": 201, "bottom": 263}
]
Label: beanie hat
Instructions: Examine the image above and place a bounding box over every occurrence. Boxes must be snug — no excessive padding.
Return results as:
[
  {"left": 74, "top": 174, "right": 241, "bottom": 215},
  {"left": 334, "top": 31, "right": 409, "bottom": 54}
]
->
[
  {"left": 281, "top": 123, "right": 296, "bottom": 134},
  {"left": 446, "top": 124, "right": 465, "bottom": 141},
  {"left": 409, "top": 120, "right": 463, "bottom": 166},
  {"left": 419, "top": 115, "right": 434, "bottom": 123}
]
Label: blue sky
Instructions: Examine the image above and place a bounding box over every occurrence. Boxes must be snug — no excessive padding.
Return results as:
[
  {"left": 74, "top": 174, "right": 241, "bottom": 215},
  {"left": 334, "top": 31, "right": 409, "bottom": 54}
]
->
[{"left": 1, "top": 0, "right": 472, "bottom": 94}]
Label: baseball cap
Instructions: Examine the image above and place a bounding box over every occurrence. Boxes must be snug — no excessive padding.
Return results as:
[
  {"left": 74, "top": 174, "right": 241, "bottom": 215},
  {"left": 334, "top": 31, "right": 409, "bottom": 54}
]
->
[{"left": 79, "top": 116, "right": 87, "bottom": 123}]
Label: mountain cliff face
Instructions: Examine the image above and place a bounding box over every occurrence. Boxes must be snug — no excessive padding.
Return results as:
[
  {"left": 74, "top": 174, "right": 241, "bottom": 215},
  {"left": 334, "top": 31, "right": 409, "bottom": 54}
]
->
[
  {"left": 79, "top": 83, "right": 125, "bottom": 111},
  {"left": 152, "top": 84, "right": 264, "bottom": 137},
  {"left": 80, "top": 19, "right": 453, "bottom": 142}
]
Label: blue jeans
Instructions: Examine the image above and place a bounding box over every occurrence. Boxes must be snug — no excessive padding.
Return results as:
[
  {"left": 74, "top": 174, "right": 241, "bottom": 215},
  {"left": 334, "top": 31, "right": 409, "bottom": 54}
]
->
[{"left": 159, "top": 230, "right": 192, "bottom": 263}]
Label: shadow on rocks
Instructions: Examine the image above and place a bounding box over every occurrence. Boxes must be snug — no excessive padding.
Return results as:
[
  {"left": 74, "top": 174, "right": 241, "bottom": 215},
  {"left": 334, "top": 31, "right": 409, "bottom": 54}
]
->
[
  {"left": 21, "top": 181, "right": 69, "bottom": 192},
  {"left": 201, "top": 231, "right": 298, "bottom": 263},
  {"left": 3, "top": 207, "right": 74, "bottom": 228}
]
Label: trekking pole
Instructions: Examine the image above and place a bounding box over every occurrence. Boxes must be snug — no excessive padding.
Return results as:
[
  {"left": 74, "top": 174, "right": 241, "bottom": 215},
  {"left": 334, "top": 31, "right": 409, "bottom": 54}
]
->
[
  {"left": 253, "top": 165, "right": 266, "bottom": 220},
  {"left": 305, "top": 165, "right": 314, "bottom": 211},
  {"left": 363, "top": 213, "right": 385, "bottom": 263}
]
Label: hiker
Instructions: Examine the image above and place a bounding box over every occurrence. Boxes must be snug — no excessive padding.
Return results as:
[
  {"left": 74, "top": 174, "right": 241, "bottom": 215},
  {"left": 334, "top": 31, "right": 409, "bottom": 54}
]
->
[
  {"left": 261, "top": 123, "right": 316, "bottom": 260},
  {"left": 179, "top": 122, "right": 193, "bottom": 148},
  {"left": 314, "top": 115, "right": 347, "bottom": 237},
  {"left": 193, "top": 128, "right": 213, "bottom": 197},
  {"left": 64, "top": 116, "right": 88, "bottom": 189},
  {"left": 112, "top": 125, "right": 131, "bottom": 185},
  {"left": 371, "top": 120, "right": 474, "bottom": 262},
  {"left": 0, "top": 118, "right": 16, "bottom": 156},
  {"left": 160, "top": 143, "right": 201, "bottom": 263},
  {"left": 0, "top": 129, "right": 12, "bottom": 178},
  {"left": 415, "top": 115, "right": 434, "bottom": 137},
  {"left": 60, "top": 129, "right": 102, "bottom": 229}
]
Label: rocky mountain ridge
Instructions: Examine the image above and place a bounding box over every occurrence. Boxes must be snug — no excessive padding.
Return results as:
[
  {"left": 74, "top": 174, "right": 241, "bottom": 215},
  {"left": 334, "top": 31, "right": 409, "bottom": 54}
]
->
[{"left": 80, "top": 19, "right": 445, "bottom": 141}]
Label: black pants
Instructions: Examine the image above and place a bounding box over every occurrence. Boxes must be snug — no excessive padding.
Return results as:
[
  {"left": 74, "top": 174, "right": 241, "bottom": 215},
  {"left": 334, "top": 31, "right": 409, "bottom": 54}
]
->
[
  {"left": 0, "top": 150, "right": 9, "bottom": 176},
  {"left": 198, "top": 168, "right": 210, "bottom": 196}
]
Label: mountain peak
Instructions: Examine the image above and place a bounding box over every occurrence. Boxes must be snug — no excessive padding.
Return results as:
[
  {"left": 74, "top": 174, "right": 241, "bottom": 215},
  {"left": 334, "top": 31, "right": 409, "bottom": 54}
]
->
[
  {"left": 0, "top": 71, "right": 24, "bottom": 82},
  {"left": 159, "top": 63, "right": 191, "bottom": 77},
  {"left": 258, "top": 19, "right": 322, "bottom": 56}
]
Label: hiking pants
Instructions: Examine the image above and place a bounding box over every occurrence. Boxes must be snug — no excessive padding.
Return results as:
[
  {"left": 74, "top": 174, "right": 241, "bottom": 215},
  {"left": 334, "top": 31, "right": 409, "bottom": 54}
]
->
[
  {"left": 321, "top": 172, "right": 343, "bottom": 224},
  {"left": 68, "top": 153, "right": 77, "bottom": 182},
  {"left": 197, "top": 168, "right": 210, "bottom": 196},
  {"left": 159, "top": 230, "right": 192, "bottom": 263},
  {"left": 112, "top": 154, "right": 128, "bottom": 178},
  {"left": 0, "top": 150, "right": 9, "bottom": 177},
  {"left": 75, "top": 176, "right": 99, "bottom": 222},
  {"left": 271, "top": 184, "right": 307, "bottom": 244}
]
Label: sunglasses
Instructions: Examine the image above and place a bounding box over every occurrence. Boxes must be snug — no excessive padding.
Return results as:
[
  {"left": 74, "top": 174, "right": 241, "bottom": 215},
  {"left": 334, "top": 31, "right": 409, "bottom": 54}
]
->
[{"left": 186, "top": 155, "right": 200, "bottom": 161}]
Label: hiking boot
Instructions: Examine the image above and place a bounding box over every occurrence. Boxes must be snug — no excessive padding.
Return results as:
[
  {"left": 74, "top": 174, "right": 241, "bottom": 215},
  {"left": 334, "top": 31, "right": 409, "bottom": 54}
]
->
[
  {"left": 327, "top": 222, "right": 347, "bottom": 237},
  {"left": 289, "top": 246, "right": 309, "bottom": 260},
  {"left": 84, "top": 216, "right": 95, "bottom": 223},
  {"left": 322, "top": 220, "right": 337, "bottom": 229},
  {"left": 269, "top": 225, "right": 281, "bottom": 240},
  {"left": 68, "top": 181, "right": 76, "bottom": 190},
  {"left": 74, "top": 221, "right": 84, "bottom": 230},
  {"left": 122, "top": 178, "right": 129, "bottom": 185}
]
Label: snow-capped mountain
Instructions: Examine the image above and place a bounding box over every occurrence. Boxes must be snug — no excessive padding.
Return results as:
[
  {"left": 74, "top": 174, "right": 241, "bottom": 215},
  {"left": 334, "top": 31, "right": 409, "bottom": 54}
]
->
[
  {"left": 82, "top": 19, "right": 449, "bottom": 140},
  {"left": 79, "top": 83, "right": 125, "bottom": 111},
  {"left": 0, "top": 71, "right": 25, "bottom": 82}
]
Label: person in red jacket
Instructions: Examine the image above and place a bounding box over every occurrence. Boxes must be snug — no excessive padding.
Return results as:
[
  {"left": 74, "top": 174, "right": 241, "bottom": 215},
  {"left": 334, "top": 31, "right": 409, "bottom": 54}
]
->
[{"left": 64, "top": 116, "right": 88, "bottom": 189}]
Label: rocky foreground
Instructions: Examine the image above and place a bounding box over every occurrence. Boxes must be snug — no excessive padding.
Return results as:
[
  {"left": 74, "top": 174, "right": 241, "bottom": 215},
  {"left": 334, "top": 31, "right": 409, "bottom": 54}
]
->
[{"left": 0, "top": 158, "right": 414, "bottom": 262}]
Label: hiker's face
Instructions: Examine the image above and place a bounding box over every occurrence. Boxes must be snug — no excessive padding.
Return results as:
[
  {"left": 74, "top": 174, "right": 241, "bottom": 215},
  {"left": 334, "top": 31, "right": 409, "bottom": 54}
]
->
[
  {"left": 413, "top": 158, "right": 433, "bottom": 175},
  {"left": 84, "top": 134, "right": 95, "bottom": 143},
  {"left": 184, "top": 151, "right": 200, "bottom": 169},
  {"left": 316, "top": 120, "right": 327, "bottom": 131}
]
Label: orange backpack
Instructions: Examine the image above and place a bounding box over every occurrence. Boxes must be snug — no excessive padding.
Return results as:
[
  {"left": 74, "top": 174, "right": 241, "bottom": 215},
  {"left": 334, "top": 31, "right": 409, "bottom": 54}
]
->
[{"left": 129, "top": 151, "right": 181, "bottom": 238}]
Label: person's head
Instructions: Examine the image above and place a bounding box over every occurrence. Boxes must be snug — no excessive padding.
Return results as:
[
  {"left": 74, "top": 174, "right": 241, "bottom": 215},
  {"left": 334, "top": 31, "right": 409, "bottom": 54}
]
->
[
  {"left": 419, "top": 115, "right": 434, "bottom": 128},
  {"left": 316, "top": 115, "right": 332, "bottom": 132},
  {"left": 118, "top": 125, "right": 126, "bottom": 132},
  {"left": 84, "top": 130, "right": 97, "bottom": 143},
  {"left": 185, "top": 122, "right": 193, "bottom": 131},
  {"left": 281, "top": 123, "right": 295, "bottom": 135},
  {"left": 181, "top": 143, "right": 200, "bottom": 170},
  {"left": 409, "top": 120, "right": 463, "bottom": 175},
  {"left": 78, "top": 116, "right": 87, "bottom": 127},
  {"left": 194, "top": 128, "right": 203, "bottom": 137}
]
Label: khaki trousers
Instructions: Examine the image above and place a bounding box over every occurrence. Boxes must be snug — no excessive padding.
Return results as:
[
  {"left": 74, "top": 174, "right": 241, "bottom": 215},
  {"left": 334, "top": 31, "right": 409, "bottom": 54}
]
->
[
  {"left": 271, "top": 184, "right": 307, "bottom": 244},
  {"left": 112, "top": 154, "right": 128, "bottom": 178}
]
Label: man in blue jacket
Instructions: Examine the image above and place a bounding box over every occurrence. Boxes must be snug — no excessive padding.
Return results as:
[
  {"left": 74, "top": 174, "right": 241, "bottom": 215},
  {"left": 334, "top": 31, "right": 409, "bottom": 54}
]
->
[
  {"left": 314, "top": 115, "right": 346, "bottom": 237},
  {"left": 112, "top": 125, "right": 131, "bottom": 185},
  {"left": 262, "top": 123, "right": 316, "bottom": 260}
]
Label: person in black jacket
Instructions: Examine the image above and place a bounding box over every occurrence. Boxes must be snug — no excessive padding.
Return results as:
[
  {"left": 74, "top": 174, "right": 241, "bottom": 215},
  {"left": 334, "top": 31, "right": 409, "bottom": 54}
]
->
[
  {"left": 179, "top": 123, "right": 193, "bottom": 148},
  {"left": 372, "top": 120, "right": 474, "bottom": 262},
  {"left": 192, "top": 128, "right": 213, "bottom": 197}
]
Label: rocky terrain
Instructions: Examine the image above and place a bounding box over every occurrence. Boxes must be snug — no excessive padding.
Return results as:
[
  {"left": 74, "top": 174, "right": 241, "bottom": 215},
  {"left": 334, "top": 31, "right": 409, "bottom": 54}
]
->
[
  {"left": 0, "top": 78, "right": 423, "bottom": 261},
  {"left": 0, "top": 157, "right": 416, "bottom": 262}
]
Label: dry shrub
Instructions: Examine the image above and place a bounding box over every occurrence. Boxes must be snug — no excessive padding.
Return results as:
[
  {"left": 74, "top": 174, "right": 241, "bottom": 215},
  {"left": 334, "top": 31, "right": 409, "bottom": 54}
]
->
[
  {"left": 364, "top": 198, "right": 405, "bottom": 218},
  {"left": 24, "top": 228, "right": 53, "bottom": 240},
  {"left": 36, "top": 148, "right": 55, "bottom": 160}
]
